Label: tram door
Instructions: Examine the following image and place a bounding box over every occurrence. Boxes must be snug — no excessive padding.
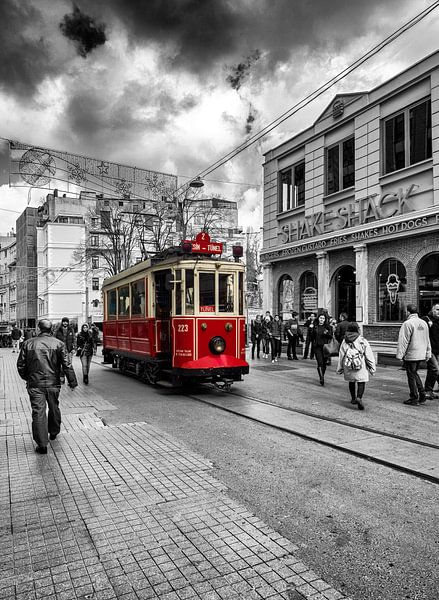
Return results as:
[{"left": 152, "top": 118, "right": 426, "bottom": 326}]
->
[
  {"left": 335, "top": 266, "right": 356, "bottom": 321},
  {"left": 154, "top": 269, "right": 172, "bottom": 355}
]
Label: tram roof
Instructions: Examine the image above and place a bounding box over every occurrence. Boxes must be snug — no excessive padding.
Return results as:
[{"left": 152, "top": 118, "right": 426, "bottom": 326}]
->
[{"left": 102, "top": 246, "right": 243, "bottom": 288}]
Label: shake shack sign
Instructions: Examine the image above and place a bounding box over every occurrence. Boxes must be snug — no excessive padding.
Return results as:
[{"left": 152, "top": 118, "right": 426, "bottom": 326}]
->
[{"left": 278, "top": 184, "right": 417, "bottom": 244}]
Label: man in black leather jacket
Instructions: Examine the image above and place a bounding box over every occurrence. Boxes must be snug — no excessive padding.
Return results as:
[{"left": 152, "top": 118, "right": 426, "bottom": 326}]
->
[{"left": 17, "top": 319, "right": 78, "bottom": 454}]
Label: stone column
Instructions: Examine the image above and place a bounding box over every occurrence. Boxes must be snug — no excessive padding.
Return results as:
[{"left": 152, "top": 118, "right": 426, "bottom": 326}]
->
[
  {"left": 353, "top": 243, "right": 368, "bottom": 324},
  {"left": 262, "top": 263, "right": 274, "bottom": 314},
  {"left": 316, "top": 251, "right": 330, "bottom": 314}
]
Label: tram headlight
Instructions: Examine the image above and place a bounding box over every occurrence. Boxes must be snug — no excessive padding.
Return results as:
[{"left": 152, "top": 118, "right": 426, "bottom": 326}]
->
[{"left": 209, "top": 336, "right": 226, "bottom": 354}]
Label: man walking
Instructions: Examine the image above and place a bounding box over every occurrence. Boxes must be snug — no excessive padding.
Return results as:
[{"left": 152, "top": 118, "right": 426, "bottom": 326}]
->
[
  {"left": 396, "top": 305, "right": 431, "bottom": 406},
  {"left": 17, "top": 319, "right": 78, "bottom": 454},
  {"left": 423, "top": 303, "right": 439, "bottom": 399},
  {"left": 11, "top": 324, "right": 22, "bottom": 353},
  {"left": 55, "top": 317, "right": 76, "bottom": 383}
]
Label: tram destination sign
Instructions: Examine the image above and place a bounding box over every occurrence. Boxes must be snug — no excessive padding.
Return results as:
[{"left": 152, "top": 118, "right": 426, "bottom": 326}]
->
[
  {"left": 183, "top": 232, "right": 223, "bottom": 255},
  {"left": 261, "top": 210, "right": 439, "bottom": 262}
]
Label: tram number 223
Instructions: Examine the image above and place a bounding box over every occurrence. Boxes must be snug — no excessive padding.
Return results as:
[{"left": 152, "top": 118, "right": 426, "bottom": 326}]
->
[{"left": 178, "top": 324, "right": 189, "bottom": 332}]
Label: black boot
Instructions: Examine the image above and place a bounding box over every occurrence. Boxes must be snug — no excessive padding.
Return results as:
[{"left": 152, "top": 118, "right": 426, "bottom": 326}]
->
[
  {"left": 83, "top": 374, "right": 89, "bottom": 385},
  {"left": 317, "top": 367, "right": 324, "bottom": 386}
]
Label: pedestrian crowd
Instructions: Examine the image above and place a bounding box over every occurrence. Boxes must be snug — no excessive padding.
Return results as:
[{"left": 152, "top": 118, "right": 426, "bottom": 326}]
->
[{"left": 250, "top": 302, "right": 438, "bottom": 410}]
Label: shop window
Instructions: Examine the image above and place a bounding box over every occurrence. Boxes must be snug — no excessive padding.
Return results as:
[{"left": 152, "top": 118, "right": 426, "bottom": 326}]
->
[
  {"left": 377, "top": 259, "right": 407, "bottom": 321},
  {"left": 326, "top": 136, "right": 354, "bottom": 195},
  {"left": 278, "top": 275, "right": 294, "bottom": 317},
  {"left": 279, "top": 161, "right": 305, "bottom": 212},
  {"left": 299, "top": 271, "right": 318, "bottom": 321},
  {"left": 384, "top": 98, "right": 431, "bottom": 174},
  {"left": 418, "top": 253, "right": 439, "bottom": 316}
]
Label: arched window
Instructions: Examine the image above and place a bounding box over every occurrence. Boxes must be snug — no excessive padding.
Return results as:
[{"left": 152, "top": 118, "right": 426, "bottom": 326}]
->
[
  {"left": 418, "top": 253, "right": 439, "bottom": 316},
  {"left": 299, "top": 271, "right": 318, "bottom": 321},
  {"left": 278, "top": 275, "right": 294, "bottom": 317},
  {"left": 377, "top": 259, "right": 407, "bottom": 322}
]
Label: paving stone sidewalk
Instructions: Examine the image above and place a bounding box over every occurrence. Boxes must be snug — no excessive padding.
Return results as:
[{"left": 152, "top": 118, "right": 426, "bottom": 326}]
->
[{"left": 1, "top": 350, "right": 352, "bottom": 600}]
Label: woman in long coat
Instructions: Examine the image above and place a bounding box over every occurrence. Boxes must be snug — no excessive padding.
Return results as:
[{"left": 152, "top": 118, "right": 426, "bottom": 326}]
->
[
  {"left": 76, "top": 323, "right": 95, "bottom": 385},
  {"left": 310, "top": 313, "right": 333, "bottom": 386},
  {"left": 336, "top": 322, "right": 376, "bottom": 410}
]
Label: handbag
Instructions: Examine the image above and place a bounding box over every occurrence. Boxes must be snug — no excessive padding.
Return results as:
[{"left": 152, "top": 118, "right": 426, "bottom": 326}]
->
[{"left": 323, "top": 336, "right": 340, "bottom": 357}]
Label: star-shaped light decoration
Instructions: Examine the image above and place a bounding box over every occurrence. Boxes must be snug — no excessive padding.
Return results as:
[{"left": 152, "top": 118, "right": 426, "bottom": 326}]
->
[{"left": 97, "top": 161, "right": 109, "bottom": 175}]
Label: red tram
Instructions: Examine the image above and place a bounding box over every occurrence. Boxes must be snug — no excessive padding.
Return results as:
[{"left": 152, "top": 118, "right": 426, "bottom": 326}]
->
[{"left": 102, "top": 233, "right": 249, "bottom": 390}]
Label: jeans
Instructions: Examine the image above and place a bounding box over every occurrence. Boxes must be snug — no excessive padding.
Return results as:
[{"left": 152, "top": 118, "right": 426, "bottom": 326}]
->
[
  {"left": 404, "top": 360, "right": 426, "bottom": 400},
  {"left": 80, "top": 354, "right": 92, "bottom": 379},
  {"left": 28, "top": 386, "right": 61, "bottom": 448},
  {"left": 303, "top": 337, "right": 314, "bottom": 359},
  {"left": 251, "top": 336, "right": 261, "bottom": 359},
  {"left": 271, "top": 337, "right": 281, "bottom": 360},
  {"left": 314, "top": 347, "right": 326, "bottom": 373},
  {"left": 286, "top": 335, "right": 299, "bottom": 359},
  {"left": 424, "top": 353, "right": 439, "bottom": 393}
]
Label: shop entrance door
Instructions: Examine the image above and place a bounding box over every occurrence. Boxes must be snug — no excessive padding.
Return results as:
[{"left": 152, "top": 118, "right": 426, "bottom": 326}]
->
[{"left": 335, "top": 266, "right": 356, "bottom": 321}]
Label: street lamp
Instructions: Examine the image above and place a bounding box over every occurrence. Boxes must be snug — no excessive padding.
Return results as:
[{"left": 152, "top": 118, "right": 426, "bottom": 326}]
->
[{"left": 177, "top": 177, "right": 204, "bottom": 239}]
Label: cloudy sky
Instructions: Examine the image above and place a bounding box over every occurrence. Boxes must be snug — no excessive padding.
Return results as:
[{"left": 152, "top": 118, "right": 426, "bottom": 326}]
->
[{"left": 1, "top": 0, "right": 439, "bottom": 235}]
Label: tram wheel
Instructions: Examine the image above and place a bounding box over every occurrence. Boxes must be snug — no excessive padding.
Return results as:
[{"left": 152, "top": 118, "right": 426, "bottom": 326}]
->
[{"left": 144, "top": 362, "right": 159, "bottom": 385}]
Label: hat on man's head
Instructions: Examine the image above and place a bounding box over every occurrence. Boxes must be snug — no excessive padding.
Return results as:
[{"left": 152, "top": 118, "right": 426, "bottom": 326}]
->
[{"left": 61, "top": 317, "right": 69, "bottom": 324}]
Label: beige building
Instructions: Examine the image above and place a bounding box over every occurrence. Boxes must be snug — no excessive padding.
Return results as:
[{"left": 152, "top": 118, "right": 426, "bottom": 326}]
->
[{"left": 261, "top": 51, "right": 439, "bottom": 358}]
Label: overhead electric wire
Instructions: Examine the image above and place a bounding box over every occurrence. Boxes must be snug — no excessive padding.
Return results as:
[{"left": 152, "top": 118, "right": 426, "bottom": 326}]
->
[{"left": 176, "top": 1, "right": 439, "bottom": 193}]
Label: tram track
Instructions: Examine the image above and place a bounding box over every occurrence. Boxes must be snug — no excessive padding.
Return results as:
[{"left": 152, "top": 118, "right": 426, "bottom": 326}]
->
[{"left": 178, "top": 387, "right": 439, "bottom": 485}]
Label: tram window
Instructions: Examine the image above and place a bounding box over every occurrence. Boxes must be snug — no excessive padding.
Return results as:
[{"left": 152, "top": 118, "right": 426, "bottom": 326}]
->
[
  {"left": 199, "top": 272, "right": 215, "bottom": 313},
  {"left": 118, "top": 285, "right": 130, "bottom": 318},
  {"left": 131, "top": 279, "right": 145, "bottom": 317},
  {"left": 175, "top": 269, "right": 182, "bottom": 315},
  {"left": 185, "top": 269, "right": 194, "bottom": 315},
  {"left": 155, "top": 270, "right": 172, "bottom": 318},
  {"left": 238, "top": 272, "right": 244, "bottom": 315},
  {"left": 107, "top": 289, "right": 117, "bottom": 320},
  {"left": 219, "top": 273, "right": 234, "bottom": 312}
]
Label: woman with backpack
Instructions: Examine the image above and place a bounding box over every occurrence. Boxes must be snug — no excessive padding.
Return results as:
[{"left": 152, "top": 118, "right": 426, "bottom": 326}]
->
[{"left": 336, "top": 322, "right": 376, "bottom": 410}]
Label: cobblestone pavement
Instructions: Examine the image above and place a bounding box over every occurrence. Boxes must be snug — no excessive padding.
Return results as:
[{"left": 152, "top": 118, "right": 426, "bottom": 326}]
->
[{"left": 1, "top": 349, "right": 352, "bottom": 600}]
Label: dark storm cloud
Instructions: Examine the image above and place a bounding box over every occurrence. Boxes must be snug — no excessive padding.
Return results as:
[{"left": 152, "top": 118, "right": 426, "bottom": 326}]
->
[
  {"left": 59, "top": 5, "right": 106, "bottom": 57},
  {"left": 0, "top": 0, "right": 61, "bottom": 97},
  {"left": 84, "top": 0, "right": 408, "bottom": 76},
  {"left": 64, "top": 81, "right": 200, "bottom": 147},
  {"left": 227, "top": 51, "right": 261, "bottom": 91}
]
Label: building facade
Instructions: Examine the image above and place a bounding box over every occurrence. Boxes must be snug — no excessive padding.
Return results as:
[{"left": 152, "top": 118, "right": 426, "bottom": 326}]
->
[
  {"left": 16, "top": 208, "right": 38, "bottom": 329},
  {"left": 0, "top": 234, "right": 17, "bottom": 336},
  {"left": 261, "top": 51, "right": 439, "bottom": 356}
]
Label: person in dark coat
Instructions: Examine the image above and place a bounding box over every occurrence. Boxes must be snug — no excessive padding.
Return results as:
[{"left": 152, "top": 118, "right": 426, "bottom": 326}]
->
[
  {"left": 310, "top": 313, "right": 333, "bottom": 386},
  {"left": 261, "top": 313, "right": 272, "bottom": 359},
  {"left": 55, "top": 317, "right": 76, "bottom": 384},
  {"left": 423, "top": 303, "right": 439, "bottom": 399},
  {"left": 334, "top": 313, "right": 350, "bottom": 344},
  {"left": 11, "top": 324, "right": 22, "bottom": 353},
  {"left": 269, "top": 314, "right": 283, "bottom": 363},
  {"left": 303, "top": 313, "right": 316, "bottom": 359},
  {"left": 76, "top": 323, "right": 95, "bottom": 385},
  {"left": 17, "top": 319, "right": 77, "bottom": 454},
  {"left": 250, "top": 315, "right": 263, "bottom": 359},
  {"left": 284, "top": 311, "right": 304, "bottom": 360}
]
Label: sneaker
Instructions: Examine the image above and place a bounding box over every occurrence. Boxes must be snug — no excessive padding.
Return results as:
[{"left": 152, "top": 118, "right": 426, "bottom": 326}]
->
[
  {"left": 357, "top": 398, "right": 364, "bottom": 410},
  {"left": 403, "top": 399, "right": 419, "bottom": 406},
  {"left": 418, "top": 396, "right": 427, "bottom": 404},
  {"left": 271, "top": 360, "right": 275, "bottom": 363}
]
